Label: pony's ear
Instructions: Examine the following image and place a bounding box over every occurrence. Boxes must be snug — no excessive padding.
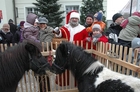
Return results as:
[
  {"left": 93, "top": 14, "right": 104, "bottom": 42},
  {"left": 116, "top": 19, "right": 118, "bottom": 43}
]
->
[
  {"left": 59, "top": 42, "right": 68, "bottom": 56},
  {"left": 25, "top": 43, "right": 36, "bottom": 53}
]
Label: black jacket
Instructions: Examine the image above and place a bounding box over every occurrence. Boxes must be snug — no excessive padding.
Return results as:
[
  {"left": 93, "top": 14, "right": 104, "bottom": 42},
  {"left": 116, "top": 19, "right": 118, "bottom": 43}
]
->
[
  {"left": 0, "top": 30, "right": 13, "bottom": 46},
  {"left": 8, "top": 23, "right": 17, "bottom": 35},
  {"left": 106, "top": 23, "right": 122, "bottom": 45}
]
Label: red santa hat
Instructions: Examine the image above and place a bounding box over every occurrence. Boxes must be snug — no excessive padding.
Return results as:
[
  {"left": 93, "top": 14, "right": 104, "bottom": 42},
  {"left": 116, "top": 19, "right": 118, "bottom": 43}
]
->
[{"left": 66, "top": 10, "right": 79, "bottom": 24}]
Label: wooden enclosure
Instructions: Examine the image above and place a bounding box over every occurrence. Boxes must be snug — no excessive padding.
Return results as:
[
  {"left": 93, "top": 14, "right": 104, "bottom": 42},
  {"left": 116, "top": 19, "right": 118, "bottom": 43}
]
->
[{"left": 1, "top": 41, "right": 140, "bottom": 92}]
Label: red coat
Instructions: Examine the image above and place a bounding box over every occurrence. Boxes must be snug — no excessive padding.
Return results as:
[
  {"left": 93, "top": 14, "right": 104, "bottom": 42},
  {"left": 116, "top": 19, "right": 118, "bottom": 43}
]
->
[
  {"left": 60, "top": 26, "right": 89, "bottom": 48},
  {"left": 83, "top": 35, "right": 108, "bottom": 50}
]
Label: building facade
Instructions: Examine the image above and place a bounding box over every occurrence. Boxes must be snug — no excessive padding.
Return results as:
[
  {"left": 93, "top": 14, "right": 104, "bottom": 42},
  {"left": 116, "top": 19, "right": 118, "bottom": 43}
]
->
[{"left": 0, "top": 0, "right": 107, "bottom": 28}]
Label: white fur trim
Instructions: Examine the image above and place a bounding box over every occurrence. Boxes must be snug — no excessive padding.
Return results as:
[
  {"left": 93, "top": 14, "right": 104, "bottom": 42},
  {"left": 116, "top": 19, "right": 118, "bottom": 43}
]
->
[{"left": 70, "top": 12, "right": 80, "bottom": 20}]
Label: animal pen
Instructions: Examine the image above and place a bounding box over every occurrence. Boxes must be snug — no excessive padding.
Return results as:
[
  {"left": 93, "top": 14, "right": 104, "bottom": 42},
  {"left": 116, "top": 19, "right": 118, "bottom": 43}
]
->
[{"left": 1, "top": 40, "right": 140, "bottom": 92}]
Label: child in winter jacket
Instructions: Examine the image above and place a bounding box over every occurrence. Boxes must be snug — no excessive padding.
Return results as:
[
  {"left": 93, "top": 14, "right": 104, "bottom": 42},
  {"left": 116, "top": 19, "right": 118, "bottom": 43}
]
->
[
  {"left": 22, "top": 13, "right": 40, "bottom": 43},
  {"left": 85, "top": 24, "right": 108, "bottom": 50}
]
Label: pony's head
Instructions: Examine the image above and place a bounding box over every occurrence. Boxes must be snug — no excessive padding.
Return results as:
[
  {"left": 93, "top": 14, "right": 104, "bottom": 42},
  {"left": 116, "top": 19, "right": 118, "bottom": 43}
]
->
[
  {"left": 51, "top": 41, "right": 70, "bottom": 74},
  {"left": 24, "top": 40, "right": 50, "bottom": 75}
]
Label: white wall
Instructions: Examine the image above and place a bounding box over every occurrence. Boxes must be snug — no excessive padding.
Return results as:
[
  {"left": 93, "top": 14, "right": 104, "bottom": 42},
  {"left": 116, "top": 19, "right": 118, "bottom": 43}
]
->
[
  {"left": 15, "top": 0, "right": 37, "bottom": 24},
  {"left": 14, "top": 0, "right": 107, "bottom": 25},
  {"left": 0, "top": 0, "right": 14, "bottom": 28}
]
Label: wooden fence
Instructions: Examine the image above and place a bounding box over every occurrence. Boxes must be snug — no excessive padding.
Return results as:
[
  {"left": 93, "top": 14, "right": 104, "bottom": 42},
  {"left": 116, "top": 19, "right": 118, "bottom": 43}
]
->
[{"left": 1, "top": 41, "right": 140, "bottom": 92}]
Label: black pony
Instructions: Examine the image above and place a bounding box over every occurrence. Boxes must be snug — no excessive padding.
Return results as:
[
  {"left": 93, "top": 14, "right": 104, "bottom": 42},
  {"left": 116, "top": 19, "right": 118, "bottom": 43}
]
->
[
  {"left": 51, "top": 41, "right": 140, "bottom": 92},
  {"left": 0, "top": 40, "right": 50, "bottom": 92}
]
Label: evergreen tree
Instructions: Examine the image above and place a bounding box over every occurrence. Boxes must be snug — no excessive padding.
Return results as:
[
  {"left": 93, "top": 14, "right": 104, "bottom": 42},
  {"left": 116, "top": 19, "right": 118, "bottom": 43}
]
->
[
  {"left": 33, "top": 0, "right": 65, "bottom": 28},
  {"left": 80, "top": 0, "right": 106, "bottom": 25}
]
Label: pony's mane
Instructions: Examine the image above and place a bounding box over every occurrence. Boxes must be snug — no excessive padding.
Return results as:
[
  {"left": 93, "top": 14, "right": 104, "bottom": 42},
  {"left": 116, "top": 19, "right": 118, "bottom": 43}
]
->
[
  {"left": 62, "top": 42, "right": 104, "bottom": 79},
  {"left": 0, "top": 40, "right": 40, "bottom": 87}
]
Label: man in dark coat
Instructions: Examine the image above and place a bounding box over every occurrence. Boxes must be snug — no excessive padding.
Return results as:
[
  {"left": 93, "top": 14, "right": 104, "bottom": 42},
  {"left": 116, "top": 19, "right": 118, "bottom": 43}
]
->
[
  {"left": 105, "top": 13, "right": 124, "bottom": 45},
  {"left": 8, "top": 19, "right": 17, "bottom": 35}
]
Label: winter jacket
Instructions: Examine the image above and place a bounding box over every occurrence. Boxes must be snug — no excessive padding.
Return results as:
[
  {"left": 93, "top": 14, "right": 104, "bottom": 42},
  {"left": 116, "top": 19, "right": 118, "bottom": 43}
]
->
[
  {"left": 106, "top": 23, "right": 122, "bottom": 44},
  {"left": 0, "top": 30, "right": 13, "bottom": 46},
  {"left": 23, "top": 24, "right": 39, "bottom": 42},
  {"left": 86, "top": 21, "right": 106, "bottom": 32},
  {"left": 8, "top": 23, "right": 17, "bottom": 35},
  {"left": 119, "top": 16, "right": 140, "bottom": 41},
  {"left": 38, "top": 26, "right": 55, "bottom": 50},
  {"left": 13, "top": 28, "right": 23, "bottom": 43},
  {"left": 22, "top": 13, "right": 40, "bottom": 42}
]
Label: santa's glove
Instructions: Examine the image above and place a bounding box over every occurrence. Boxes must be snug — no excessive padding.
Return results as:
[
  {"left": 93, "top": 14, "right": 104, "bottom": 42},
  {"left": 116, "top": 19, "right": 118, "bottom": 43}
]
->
[
  {"left": 92, "top": 38, "right": 98, "bottom": 45},
  {"left": 53, "top": 27, "right": 59, "bottom": 34},
  {"left": 85, "top": 37, "right": 92, "bottom": 42}
]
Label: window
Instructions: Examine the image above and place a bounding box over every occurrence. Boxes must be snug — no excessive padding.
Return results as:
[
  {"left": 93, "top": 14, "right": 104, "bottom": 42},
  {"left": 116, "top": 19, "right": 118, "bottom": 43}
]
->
[
  {"left": 26, "top": 8, "right": 38, "bottom": 14},
  {"left": 66, "top": 5, "right": 79, "bottom": 14}
]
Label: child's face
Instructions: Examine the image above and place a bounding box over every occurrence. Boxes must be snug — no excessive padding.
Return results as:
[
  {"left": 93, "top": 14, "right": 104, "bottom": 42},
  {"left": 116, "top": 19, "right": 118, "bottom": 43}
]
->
[{"left": 92, "top": 28, "right": 101, "bottom": 36}]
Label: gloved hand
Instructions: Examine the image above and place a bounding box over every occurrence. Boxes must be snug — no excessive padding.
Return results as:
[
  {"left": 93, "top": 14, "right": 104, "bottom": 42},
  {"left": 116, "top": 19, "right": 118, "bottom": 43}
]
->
[
  {"left": 92, "top": 38, "right": 98, "bottom": 44},
  {"left": 53, "top": 27, "right": 59, "bottom": 34},
  {"left": 0, "top": 36, "right": 2, "bottom": 41},
  {"left": 85, "top": 37, "right": 92, "bottom": 42}
]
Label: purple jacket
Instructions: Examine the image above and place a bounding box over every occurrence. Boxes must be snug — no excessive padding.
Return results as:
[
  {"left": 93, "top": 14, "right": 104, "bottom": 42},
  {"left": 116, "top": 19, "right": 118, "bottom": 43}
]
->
[{"left": 22, "top": 13, "right": 40, "bottom": 42}]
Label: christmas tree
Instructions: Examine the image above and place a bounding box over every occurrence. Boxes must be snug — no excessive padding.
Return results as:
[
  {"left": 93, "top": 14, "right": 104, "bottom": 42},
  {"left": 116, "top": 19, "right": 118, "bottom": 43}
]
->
[
  {"left": 80, "top": 0, "right": 106, "bottom": 25},
  {"left": 33, "top": 0, "right": 65, "bottom": 28}
]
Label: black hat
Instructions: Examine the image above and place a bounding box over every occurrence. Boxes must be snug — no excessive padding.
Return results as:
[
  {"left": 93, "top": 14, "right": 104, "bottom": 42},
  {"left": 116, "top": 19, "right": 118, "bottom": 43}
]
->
[
  {"left": 86, "top": 14, "right": 93, "bottom": 19},
  {"left": 112, "top": 13, "right": 123, "bottom": 22},
  {"left": 8, "top": 19, "right": 13, "bottom": 23}
]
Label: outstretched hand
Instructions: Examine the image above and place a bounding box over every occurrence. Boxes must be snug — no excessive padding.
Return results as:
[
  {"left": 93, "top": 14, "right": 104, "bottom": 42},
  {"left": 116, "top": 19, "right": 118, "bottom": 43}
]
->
[
  {"left": 53, "top": 27, "right": 60, "bottom": 34},
  {"left": 85, "top": 37, "right": 92, "bottom": 42}
]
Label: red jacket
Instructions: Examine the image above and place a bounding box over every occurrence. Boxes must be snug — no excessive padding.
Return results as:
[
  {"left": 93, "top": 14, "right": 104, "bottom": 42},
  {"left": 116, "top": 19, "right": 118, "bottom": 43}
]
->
[{"left": 60, "top": 26, "right": 89, "bottom": 48}]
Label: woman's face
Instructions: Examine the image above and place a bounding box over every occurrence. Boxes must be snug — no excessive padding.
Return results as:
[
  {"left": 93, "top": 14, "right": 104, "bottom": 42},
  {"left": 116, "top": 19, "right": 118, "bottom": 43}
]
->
[
  {"left": 39, "top": 23, "right": 47, "bottom": 29},
  {"left": 86, "top": 17, "right": 93, "bottom": 25},
  {"left": 3, "top": 28, "right": 9, "bottom": 33}
]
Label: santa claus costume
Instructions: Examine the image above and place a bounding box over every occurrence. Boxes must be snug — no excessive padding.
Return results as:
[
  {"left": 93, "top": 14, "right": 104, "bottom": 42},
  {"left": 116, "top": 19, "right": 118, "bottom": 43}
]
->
[
  {"left": 56, "top": 11, "right": 90, "bottom": 47},
  {"left": 55, "top": 11, "right": 90, "bottom": 87}
]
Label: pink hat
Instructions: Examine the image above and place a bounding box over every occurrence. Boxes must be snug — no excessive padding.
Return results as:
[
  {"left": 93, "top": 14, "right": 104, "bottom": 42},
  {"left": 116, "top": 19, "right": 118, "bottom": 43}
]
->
[
  {"left": 132, "top": 12, "right": 140, "bottom": 17},
  {"left": 20, "top": 21, "right": 25, "bottom": 26}
]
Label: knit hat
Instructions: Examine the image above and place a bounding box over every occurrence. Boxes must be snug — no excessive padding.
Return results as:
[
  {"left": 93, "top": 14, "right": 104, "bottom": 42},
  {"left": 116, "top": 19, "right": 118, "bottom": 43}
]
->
[
  {"left": 94, "top": 11, "right": 103, "bottom": 21},
  {"left": 70, "top": 12, "right": 80, "bottom": 20},
  {"left": 92, "top": 24, "right": 101, "bottom": 31},
  {"left": 38, "top": 17, "right": 48, "bottom": 24},
  {"left": 2, "top": 23, "right": 10, "bottom": 30},
  {"left": 86, "top": 14, "right": 93, "bottom": 19},
  {"left": 132, "top": 11, "right": 140, "bottom": 17},
  {"left": 8, "top": 19, "right": 13, "bottom": 23},
  {"left": 132, "top": 38, "right": 140, "bottom": 49},
  {"left": 20, "top": 21, "right": 25, "bottom": 26},
  {"left": 112, "top": 13, "right": 123, "bottom": 22}
]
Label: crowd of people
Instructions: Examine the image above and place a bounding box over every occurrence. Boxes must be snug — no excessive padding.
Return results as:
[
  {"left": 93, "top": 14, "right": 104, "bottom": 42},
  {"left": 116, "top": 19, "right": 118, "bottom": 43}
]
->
[
  {"left": 0, "top": 11, "right": 140, "bottom": 57},
  {"left": 0, "top": 11, "right": 140, "bottom": 89},
  {"left": 0, "top": 10, "right": 140, "bottom": 53}
]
